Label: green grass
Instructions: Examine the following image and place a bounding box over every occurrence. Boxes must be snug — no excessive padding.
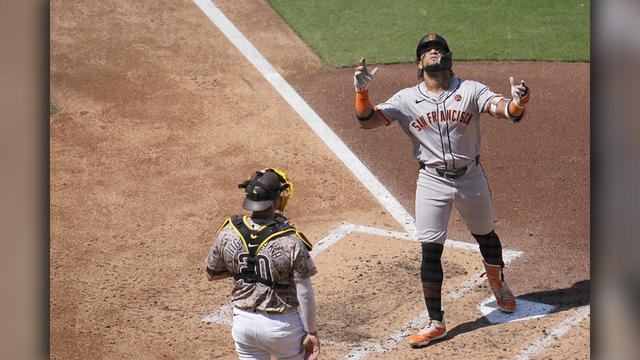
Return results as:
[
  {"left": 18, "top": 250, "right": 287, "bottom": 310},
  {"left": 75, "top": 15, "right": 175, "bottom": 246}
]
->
[
  {"left": 50, "top": 102, "right": 56, "bottom": 115},
  {"left": 266, "top": 0, "right": 590, "bottom": 67}
]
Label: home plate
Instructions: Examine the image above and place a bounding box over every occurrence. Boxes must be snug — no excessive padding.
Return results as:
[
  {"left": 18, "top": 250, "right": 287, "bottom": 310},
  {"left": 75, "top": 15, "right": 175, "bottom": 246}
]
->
[
  {"left": 201, "top": 303, "right": 233, "bottom": 325},
  {"left": 478, "top": 297, "right": 556, "bottom": 324}
]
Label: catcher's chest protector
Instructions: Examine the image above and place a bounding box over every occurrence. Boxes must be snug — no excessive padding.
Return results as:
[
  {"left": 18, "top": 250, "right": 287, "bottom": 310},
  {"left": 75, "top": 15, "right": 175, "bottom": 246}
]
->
[{"left": 228, "top": 215, "right": 309, "bottom": 288}]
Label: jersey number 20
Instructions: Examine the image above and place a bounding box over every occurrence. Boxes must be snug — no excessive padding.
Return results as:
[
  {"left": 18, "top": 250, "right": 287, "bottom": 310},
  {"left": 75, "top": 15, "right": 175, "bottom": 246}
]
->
[{"left": 238, "top": 254, "right": 273, "bottom": 282}]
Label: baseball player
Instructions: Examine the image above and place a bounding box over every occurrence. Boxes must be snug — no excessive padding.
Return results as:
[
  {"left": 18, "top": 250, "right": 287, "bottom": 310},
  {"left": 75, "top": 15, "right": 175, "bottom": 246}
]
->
[
  {"left": 205, "top": 168, "right": 320, "bottom": 359},
  {"left": 353, "top": 33, "right": 530, "bottom": 347}
]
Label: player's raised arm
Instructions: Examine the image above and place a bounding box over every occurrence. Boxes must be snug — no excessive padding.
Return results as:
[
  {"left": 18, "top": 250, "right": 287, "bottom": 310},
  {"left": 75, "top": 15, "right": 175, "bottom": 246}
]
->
[
  {"left": 486, "top": 76, "right": 531, "bottom": 123},
  {"left": 353, "top": 58, "right": 386, "bottom": 129}
]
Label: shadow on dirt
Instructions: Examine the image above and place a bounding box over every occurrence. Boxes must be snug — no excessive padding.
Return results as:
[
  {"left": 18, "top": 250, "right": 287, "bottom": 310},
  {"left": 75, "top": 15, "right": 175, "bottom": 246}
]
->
[{"left": 445, "top": 279, "right": 590, "bottom": 340}]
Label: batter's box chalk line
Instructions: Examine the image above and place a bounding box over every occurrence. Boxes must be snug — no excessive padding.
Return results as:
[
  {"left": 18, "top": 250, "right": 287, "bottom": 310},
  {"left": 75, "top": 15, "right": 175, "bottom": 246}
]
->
[
  {"left": 510, "top": 305, "right": 590, "bottom": 360},
  {"left": 202, "top": 222, "right": 532, "bottom": 360}
]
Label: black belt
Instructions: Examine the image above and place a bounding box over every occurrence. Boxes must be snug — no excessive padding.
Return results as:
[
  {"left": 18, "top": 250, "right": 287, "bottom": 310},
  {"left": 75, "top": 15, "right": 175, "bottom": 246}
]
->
[{"left": 420, "top": 155, "right": 480, "bottom": 180}]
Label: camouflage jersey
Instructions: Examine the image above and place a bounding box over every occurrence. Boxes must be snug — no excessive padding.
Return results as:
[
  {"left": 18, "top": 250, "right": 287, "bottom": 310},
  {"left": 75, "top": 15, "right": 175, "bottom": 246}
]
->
[{"left": 206, "top": 215, "right": 317, "bottom": 313}]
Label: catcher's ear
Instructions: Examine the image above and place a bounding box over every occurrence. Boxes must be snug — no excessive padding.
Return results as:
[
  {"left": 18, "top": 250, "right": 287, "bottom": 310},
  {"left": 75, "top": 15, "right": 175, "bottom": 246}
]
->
[{"left": 272, "top": 195, "right": 282, "bottom": 209}]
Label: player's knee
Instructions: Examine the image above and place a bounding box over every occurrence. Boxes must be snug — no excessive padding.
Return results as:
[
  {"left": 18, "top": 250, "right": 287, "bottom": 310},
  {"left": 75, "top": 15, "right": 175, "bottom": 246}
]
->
[
  {"left": 421, "top": 242, "right": 444, "bottom": 261},
  {"left": 472, "top": 229, "right": 497, "bottom": 239},
  {"left": 472, "top": 230, "right": 504, "bottom": 267},
  {"left": 420, "top": 243, "right": 444, "bottom": 283}
]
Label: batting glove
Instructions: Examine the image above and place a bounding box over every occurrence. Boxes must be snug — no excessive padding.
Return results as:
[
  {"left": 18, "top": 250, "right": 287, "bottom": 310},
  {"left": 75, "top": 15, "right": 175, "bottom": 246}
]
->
[
  {"left": 507, "top": 76, "right": 530, "bottom": 123},
  {"left": 509, "top": 76, "right": 530, "bottom": 107},
  {"left": 354, "top": 58, "right": 379, "bottom": 93}
]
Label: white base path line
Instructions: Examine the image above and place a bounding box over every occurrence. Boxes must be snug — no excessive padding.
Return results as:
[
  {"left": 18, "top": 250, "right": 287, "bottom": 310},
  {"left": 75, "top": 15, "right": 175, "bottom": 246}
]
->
[
  {"left": 511, "top": 305, "right": 590, "bottom": 360},
  {"left": 192, "top": 0, "right": 415, "bottom": 234},
  {"left": 350, "top": 223, "right": 523, "bottom": 263}
]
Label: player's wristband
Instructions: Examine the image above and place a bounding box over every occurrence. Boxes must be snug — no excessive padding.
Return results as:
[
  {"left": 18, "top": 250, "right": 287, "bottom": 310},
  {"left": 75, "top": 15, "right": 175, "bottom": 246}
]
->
[
  {"left": 486, "top": 95, "right": 505, "bottom": 117},
  {"left": 356, "top": 89, "right": 371, "bottom": 111},
  {"left": 356, "top": 110, "right": 374, "bottom": 121},
  {"left": 507, "top": 100, "right": 525, "bottom": 123},
  {"left": 487, "top": 102, "right": 498, "bottom": 117}
]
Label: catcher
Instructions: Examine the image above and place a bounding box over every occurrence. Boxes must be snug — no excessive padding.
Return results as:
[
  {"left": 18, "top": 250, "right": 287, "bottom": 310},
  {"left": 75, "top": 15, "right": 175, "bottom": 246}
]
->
[{"left": 205, "top": 168, "right": 320, "bottom": 359}]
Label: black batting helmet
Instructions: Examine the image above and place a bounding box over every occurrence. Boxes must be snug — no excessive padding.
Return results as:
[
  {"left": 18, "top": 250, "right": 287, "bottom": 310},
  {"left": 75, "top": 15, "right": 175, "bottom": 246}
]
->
[{"left": 416, "top": 33, "right": 450, "bottom": 62}]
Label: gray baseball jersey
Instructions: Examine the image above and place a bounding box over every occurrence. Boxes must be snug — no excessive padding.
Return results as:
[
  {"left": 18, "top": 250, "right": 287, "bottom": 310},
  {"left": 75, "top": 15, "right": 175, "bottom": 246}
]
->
[
  {"left": 375, "top": 77, "right": 498, "bottom": 169},
  {"left": 374, "top": 77, "right": 500, "bottom": 243},
  {"left": 206, "top": 216, "right": 317, "bottom": 313}
]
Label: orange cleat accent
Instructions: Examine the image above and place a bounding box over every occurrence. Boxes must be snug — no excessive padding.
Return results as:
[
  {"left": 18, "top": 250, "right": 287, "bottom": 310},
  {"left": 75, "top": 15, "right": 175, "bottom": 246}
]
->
[
  {"left": 407, "top": 318, "right": 447, "bottom": 347},
  {"left": 483, "top": 261, "right": 516, "bottom": 313}
]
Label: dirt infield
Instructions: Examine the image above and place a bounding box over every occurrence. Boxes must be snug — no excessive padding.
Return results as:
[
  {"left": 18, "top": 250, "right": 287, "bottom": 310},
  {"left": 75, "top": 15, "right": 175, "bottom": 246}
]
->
[{"left": 50, "top": 0, "right": 589, "bottom": 359}]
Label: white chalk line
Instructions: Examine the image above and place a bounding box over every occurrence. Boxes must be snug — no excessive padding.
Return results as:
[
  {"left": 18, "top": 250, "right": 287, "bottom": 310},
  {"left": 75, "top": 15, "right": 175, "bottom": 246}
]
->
[
  {"left": 191, "top": 0, "right": 415, "bottom": 234},
  {"left": 191, "top": 2, "right": 583, "bottom": 358},
  {"left": 511, "top": 305, "right": 590, "bottom": 360}
]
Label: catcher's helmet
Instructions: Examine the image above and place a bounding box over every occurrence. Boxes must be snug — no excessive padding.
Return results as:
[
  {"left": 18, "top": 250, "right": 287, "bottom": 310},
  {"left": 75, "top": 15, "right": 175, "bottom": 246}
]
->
[{"left": 238, "top": 168, "right": 293, "bottom": 212}]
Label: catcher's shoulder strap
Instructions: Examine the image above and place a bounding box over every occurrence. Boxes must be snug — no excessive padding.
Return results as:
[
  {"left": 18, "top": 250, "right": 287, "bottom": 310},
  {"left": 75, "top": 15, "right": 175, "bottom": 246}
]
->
[
  {"left": 216, "top": 217, "right": 232, "bottom": 235},
  {"left": 229, "top": 215, "right": 312, "bottom": 252},
  {"left": 294, "top": 230, "right": 313, "bottom": 252},
  {"left": 269, "top": 216, "right": 313, "bottom": 252}
]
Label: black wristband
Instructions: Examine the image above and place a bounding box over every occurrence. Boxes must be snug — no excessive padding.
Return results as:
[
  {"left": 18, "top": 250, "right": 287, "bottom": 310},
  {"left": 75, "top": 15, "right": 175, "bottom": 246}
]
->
[{"left": 356, "top": 110, "right": 374, "bottom": 121}]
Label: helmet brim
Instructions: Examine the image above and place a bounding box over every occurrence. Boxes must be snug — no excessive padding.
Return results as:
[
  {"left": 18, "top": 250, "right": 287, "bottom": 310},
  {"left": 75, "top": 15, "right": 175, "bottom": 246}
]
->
[{"left": 242, "top": 197, "right": 275, "bottom": 212}]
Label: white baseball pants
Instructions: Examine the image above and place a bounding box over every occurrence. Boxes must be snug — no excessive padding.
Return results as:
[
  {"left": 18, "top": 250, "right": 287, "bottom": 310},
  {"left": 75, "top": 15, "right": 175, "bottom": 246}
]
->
[
  {"left": 232, "top": 307, "right": 306, "bottom": 360},
  {"left": 415, "top": 164, "right": 495, "bottom": 244}
]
